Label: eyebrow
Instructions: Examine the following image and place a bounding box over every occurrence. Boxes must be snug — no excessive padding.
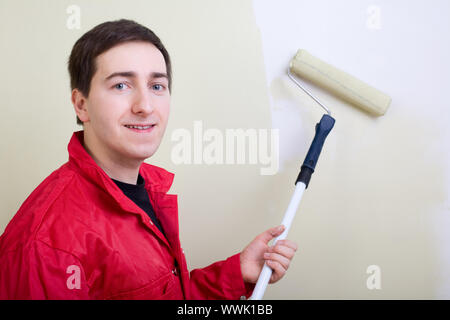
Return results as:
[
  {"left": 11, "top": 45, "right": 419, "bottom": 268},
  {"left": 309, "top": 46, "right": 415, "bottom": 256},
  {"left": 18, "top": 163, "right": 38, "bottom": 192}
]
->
[{"left": 104, "top": 71, "right": 168, "bottom": 81}]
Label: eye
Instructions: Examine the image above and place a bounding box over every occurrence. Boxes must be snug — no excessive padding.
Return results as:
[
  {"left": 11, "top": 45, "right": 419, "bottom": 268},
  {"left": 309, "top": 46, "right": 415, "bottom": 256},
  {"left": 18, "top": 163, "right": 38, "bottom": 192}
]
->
[
  {"left": 152, "top": 84, "right": 165, "bottom": 91},
  {"left": 114, "top": 82, "right": 128, "bottom": 90}
]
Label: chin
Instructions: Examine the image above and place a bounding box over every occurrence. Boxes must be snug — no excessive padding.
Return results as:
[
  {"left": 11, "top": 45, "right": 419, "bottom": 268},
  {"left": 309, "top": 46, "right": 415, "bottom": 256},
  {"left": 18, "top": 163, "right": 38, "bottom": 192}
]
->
[{"left": 129, "top": 147, "right": 157, "bottom": 161}]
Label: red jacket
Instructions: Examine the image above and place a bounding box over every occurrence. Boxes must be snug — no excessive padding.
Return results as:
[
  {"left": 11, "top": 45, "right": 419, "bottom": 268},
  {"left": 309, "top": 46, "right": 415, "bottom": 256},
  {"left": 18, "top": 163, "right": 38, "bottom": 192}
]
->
[{"left": 0, "top": 131, "right": 254, "bottom": 299}]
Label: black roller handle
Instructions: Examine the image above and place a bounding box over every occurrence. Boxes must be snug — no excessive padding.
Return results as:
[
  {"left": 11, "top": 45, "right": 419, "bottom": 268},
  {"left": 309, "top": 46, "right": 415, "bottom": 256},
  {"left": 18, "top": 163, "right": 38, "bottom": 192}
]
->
[{"left": 295, "top": 114, "right": 335, "bottom": 188}]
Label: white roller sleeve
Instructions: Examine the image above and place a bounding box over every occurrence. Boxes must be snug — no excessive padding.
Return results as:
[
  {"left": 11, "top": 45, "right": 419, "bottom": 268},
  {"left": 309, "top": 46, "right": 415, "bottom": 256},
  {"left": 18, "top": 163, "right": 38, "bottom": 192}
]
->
[{"left": 289, "top": 49, "right": 391, "bottom": 116}]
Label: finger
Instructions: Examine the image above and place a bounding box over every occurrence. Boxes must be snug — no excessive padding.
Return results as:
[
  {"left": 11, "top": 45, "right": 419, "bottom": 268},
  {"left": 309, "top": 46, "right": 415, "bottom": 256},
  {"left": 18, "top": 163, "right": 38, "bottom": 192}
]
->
[
  {"left": 274, "top": 240, "right": 298, "bottom": 252},
  {"left": 266, "top": 260, "right": 286, "bottom": 283},
  {"left": 256, "top": 225, "right": 285, "bottom": 244},
  {"left": 264, "top": 252, "right": 290, "bottom": 270},
  {"left": 268, "top": 243, "right": 297, "bottom": 260}
]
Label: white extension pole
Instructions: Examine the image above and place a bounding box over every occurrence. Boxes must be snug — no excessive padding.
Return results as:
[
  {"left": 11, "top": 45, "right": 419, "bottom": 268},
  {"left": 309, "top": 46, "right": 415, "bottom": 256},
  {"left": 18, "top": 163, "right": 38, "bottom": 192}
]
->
[
  {"left": 249, "top": 181, "right": 306, "bottom": 300},
  {"left": 248, "top": 68, "right": 335, "bottom": 299}
]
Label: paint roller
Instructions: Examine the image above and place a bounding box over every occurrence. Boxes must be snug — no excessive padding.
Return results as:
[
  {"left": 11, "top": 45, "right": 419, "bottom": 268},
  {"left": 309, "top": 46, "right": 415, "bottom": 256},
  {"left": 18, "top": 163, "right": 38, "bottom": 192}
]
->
[{"left": 249, "top": 49, "right": 391, "bottom": 300}]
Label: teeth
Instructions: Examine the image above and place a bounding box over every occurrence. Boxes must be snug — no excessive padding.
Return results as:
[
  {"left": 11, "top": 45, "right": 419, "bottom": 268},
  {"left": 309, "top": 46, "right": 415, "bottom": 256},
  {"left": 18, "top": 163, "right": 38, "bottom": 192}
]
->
[{"left": 125, "top": 125, "right": 153, "bottom": 129}]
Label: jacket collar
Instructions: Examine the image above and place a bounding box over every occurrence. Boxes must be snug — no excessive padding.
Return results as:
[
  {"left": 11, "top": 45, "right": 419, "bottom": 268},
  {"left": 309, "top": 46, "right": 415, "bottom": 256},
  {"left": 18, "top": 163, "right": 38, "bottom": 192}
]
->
[{"left": 67, "top": 130, "right": 175, "bottom": 195}]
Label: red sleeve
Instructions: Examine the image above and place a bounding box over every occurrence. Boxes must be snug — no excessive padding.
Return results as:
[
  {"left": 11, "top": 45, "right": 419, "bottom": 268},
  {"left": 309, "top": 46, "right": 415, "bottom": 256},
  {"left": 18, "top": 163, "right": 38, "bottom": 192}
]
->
[
  {"left": 0, "top": 240, "right": 90, "bottom": 299},
  {"left": 188, "top": 253, "right": 255, "bottom": 300}
]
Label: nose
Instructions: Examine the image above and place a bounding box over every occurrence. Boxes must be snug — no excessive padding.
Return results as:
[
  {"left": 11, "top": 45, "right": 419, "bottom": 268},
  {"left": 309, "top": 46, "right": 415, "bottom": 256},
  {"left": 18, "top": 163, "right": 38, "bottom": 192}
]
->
[{"left": 131, "top": 84, "right": 154, "bottom": 115}]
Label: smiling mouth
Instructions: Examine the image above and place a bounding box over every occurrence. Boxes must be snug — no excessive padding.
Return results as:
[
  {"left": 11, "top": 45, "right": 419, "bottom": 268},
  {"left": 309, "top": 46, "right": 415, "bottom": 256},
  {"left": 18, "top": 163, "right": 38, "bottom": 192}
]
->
[
  {"left": 124, "top": 124, "right": 155, "bottom": 129},
  {"left": 124, "top": 124, "right": 156, "bottom": 132}
]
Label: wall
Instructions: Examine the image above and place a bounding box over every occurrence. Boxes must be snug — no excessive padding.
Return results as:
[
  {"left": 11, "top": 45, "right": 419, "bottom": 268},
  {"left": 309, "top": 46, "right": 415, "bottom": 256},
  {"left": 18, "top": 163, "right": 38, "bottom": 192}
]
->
[{"left": 253, "top": 0, "right": 450, "bottom": 298}]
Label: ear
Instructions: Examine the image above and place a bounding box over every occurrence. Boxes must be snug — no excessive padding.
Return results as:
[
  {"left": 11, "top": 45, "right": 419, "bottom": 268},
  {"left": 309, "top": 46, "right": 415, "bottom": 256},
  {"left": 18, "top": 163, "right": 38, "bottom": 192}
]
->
[{"left": 71, "top": 89, "right": 90, "bottom": 123}]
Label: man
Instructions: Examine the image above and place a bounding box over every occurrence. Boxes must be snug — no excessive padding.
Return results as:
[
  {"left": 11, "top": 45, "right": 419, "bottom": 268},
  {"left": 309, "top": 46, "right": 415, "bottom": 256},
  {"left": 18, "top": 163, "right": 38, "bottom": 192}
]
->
[{"left": 0, "top": 19, "right": 297, "bottom": 299}]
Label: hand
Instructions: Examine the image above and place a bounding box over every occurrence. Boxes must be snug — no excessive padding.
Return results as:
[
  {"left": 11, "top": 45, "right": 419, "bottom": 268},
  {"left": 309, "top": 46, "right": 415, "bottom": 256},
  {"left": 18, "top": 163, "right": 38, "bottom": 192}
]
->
[{"left": 240, "top": 225, "right": 298, "bottom": 284}]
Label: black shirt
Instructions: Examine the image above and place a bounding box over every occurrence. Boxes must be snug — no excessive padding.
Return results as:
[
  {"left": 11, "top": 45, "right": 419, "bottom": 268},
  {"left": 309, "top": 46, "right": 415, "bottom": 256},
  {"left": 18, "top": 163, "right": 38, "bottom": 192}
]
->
[{"left": 111, "top": 174, "right": 165, "bottom": 236}]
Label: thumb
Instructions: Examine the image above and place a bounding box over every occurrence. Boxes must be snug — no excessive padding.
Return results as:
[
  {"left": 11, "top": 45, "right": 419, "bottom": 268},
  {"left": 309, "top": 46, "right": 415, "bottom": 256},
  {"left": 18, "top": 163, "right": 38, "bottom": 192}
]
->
[{"left": 258, "top": 225, "right": 285, "bottom": 244}]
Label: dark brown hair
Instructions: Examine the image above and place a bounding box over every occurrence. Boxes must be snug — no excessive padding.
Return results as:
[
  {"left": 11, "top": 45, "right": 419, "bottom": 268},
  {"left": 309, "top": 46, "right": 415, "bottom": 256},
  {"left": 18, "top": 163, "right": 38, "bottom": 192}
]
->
[{"left": 68, "top": 19, "right": 172, "bottom": 125}]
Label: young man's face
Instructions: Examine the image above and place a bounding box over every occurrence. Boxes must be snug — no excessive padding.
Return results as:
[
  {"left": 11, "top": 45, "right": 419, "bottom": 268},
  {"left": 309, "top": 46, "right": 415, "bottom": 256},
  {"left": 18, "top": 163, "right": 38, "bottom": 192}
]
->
[{"left": 76, "top": 41, "right": 170, "bottom": 165}]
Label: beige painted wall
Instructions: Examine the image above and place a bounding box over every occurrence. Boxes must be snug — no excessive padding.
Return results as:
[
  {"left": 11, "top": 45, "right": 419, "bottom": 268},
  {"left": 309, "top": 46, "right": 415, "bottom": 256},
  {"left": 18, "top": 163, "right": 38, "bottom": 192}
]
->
[
  {"left": 0, "top": 0, "right": 275, "bottom": 297},
  {"left": 1, "top": 0, "right": 449, "bottom": 299}
]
